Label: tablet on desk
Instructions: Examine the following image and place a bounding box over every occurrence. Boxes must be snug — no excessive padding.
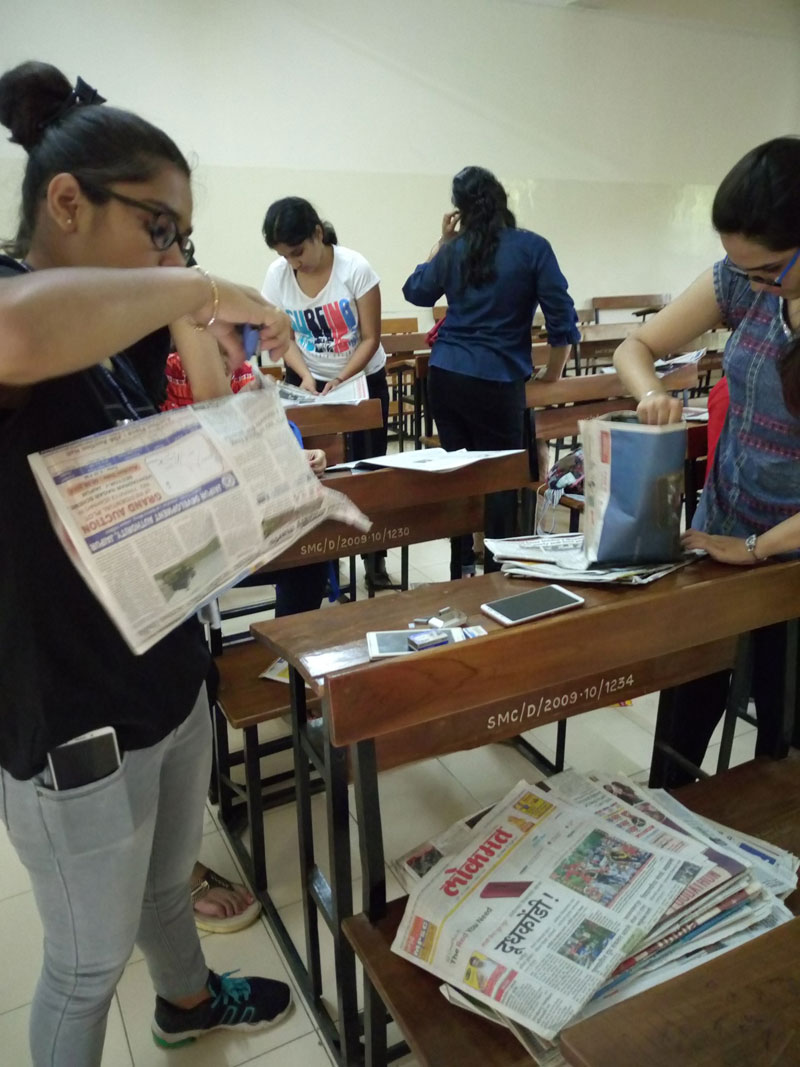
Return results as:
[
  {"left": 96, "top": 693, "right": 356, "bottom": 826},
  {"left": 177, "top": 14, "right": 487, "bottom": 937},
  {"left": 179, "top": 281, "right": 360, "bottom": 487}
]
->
[{"left": 366, "top": 628, "right": 465, "bottom": 660}]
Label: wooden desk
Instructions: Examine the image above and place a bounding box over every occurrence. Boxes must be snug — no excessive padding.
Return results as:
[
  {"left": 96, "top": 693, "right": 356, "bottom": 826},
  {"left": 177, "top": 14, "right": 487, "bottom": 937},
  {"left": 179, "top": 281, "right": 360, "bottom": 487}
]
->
[
  {"left": 250, "top": 561, "right": 800, "bottom": 1064},
  {"left": 284, "top": 397, "right": 384, "bottom": 465},
  {"left": 285, "top": 398, "right": 384, "bottom": 439},
  {"left": 563, "top": 921, "right": 800, "bottom": 1067},
  {"left": 343, "top": 755, "right": 800, "bottom": 1067},
  {"left": 267, "top": 452, "right": 532, "bottom": 571}
]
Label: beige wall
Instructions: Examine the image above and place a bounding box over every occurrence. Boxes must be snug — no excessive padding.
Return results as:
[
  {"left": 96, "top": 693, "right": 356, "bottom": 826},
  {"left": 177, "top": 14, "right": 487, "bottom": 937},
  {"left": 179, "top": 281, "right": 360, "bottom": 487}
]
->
[{"left": 2, "top": 0, "right": 799, "bottom": 322}]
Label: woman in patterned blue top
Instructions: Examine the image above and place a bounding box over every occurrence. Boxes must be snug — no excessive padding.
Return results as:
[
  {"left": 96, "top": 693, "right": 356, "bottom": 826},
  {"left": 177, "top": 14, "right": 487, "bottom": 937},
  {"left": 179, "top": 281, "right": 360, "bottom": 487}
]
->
[{"left": 614, "top": 137, "right": 800, "bottom": 784}]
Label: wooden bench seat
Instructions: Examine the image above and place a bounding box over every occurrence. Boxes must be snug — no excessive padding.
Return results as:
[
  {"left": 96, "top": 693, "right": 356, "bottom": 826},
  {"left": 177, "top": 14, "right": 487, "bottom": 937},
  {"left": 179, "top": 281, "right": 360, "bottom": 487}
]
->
[{"left": 343, "top": 753, "right": 800, "bottom": 1067}]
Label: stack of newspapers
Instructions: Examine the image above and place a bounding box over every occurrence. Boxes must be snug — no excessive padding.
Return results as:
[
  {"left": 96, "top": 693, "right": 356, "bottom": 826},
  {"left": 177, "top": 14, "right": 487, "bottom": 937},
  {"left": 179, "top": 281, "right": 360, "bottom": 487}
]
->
[
  {"left": 390, "top": 770, "right": 797, "bottom": 1065},
  {"left": 484, "top": 534, "right": 696, "bottom": 585}
]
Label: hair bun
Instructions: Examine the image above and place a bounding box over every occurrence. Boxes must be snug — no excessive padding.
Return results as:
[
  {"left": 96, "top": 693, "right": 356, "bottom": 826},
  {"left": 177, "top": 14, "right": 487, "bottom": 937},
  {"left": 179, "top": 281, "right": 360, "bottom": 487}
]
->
[{"left": 0, "top": 61, "right": 73, "bottom": 152}]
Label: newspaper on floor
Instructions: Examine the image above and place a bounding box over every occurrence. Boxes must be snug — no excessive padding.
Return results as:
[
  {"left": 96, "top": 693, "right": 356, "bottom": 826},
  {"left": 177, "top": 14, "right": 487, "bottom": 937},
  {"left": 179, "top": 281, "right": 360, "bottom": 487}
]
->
[
  {"left": 391, "top": 779, "right": 706, "bottom": 1040},
  {"left": 28, "top": 378, "right": 370, "bottom": 655},
  {"left": 276, "top": 372, "right": 369, "bottom": 406},
  {"left": 485, "top": 533, "right": 696, "bottom": 585}
]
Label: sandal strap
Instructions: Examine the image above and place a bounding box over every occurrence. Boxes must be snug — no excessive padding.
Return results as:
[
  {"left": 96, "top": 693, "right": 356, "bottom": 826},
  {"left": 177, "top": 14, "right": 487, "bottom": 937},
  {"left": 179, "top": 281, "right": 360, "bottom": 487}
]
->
[{"left": 190, "top": 867, "right": 237, "bottom": 904}]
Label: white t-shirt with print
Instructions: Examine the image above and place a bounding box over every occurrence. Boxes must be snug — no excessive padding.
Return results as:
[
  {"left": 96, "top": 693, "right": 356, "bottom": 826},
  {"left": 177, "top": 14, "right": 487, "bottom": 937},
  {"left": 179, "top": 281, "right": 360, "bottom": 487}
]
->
[{"left": 262, "top": 245, "right": 386, "bottom": 381}]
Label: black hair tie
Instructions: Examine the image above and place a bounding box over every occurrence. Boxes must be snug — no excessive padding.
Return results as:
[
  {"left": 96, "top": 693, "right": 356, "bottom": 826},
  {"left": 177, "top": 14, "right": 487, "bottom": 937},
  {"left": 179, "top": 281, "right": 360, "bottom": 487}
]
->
[{"left": 38, "top": 76, "right": 107, "bottom": 131}]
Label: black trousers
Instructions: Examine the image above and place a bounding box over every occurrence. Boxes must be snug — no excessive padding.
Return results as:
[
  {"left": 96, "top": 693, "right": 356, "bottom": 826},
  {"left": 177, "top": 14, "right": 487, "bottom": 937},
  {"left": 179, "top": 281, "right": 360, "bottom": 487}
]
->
[
  {"left": 428, "top": 365, "right": 526, "bottom": 578},
  {"left": 655, "top": 619, "right": 799, "bottom": 787}
]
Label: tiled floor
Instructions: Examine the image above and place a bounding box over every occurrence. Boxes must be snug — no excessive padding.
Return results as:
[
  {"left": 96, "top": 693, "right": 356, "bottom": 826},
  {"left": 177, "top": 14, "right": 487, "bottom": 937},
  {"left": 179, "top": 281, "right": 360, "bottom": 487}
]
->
[{"left": 0, "top": 538, "right": 758, "bottom": 1066}]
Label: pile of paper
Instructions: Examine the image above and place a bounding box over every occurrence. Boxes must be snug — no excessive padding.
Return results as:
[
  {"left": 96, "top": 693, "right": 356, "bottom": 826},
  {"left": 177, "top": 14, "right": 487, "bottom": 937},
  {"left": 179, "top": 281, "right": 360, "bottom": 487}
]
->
[
  {"left": 276, "top": 371, "right": 369, "bottom": 406},
  {"left": 485, "top": 533, "right": 696, "bottom": 585},
  {"left": 391, "top": 769, "right": 797, "bottom": 1064}
]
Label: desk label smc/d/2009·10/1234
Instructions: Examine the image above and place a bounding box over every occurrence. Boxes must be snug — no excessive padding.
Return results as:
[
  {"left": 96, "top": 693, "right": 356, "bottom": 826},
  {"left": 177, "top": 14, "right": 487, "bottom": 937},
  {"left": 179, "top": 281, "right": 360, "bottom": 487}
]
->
[{"left": 485, "top": 674, "right": 636, "bottom": 731}]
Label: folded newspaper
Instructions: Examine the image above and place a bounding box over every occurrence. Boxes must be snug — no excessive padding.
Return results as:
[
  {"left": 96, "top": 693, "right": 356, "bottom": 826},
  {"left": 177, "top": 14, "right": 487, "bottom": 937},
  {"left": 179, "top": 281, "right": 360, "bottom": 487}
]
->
[
  {"left": 28, "top": 378, "right": 370, "bottom": 655},
  {"left": 485, "top": 533, "right": 696, "bottom": 585},
  {"left": 391, "top": 770, "right": 796, "bottom": 1056},
  {"left": 277, "top": 372, "right": 369, "bottom": 406}
]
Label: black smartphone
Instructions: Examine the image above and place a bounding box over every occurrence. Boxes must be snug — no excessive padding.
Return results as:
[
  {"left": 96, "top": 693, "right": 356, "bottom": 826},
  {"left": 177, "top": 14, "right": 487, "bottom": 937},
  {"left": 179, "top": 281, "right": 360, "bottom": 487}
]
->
[{"left": 47, "top": 727, "right": 122, "bottom": 790}]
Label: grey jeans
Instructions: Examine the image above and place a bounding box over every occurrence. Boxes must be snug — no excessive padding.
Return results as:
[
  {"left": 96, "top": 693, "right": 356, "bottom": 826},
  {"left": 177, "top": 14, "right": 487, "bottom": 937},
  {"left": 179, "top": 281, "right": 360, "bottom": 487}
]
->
[{"left": 0, "top": 687, "right": 212, "bottom": 1067}]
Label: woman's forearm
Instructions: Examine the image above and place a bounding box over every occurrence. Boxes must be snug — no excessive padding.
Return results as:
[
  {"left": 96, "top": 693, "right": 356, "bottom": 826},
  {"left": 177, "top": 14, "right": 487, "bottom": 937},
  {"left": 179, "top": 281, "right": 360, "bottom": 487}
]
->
[
  {"left": 0, "top": 267, "right": 211, "bottom": 385},
  {"left": 171, "top": 318, "right": 231, "bottom": 401},
  {"left": 613, "top": 336, "right": 664, "bottom": 398},
  {"left": 278, "top": 340, "right": 315, "bottom": 384},
  {"left": 332, "top": 337, "right": 378, "bottom": 382},
  {"left": 544, "top": 345, "right": 570, "bottom": 380},
  {"left": 756, "top": 513, "right": 800, "bottom": 559}
]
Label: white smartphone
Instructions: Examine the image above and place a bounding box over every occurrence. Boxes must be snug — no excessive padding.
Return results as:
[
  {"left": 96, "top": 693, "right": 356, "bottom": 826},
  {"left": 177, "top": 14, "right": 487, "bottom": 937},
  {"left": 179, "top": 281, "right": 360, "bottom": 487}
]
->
[
  {"left": 46, "top": 726, "right": 121, "bottom": 790},
  {"left": 480, "top": 584, "right": 585, "bottom": 627},
  {"left": 366, "top": 628, "right": 466, "bottom": 660}
]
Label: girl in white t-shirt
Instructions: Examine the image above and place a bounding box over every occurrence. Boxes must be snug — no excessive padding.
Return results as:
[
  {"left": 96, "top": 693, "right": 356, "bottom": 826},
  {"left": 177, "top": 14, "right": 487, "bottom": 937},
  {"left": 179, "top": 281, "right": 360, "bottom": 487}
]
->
[{"left": 262, "top": 197, "right": 393, "bottom": 589}]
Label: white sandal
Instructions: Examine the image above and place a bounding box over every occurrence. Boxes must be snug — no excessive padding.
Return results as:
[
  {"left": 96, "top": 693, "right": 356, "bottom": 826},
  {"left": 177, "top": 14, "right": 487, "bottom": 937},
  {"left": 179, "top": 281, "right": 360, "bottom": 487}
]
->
[{"left": 191, "top": 867, "right": 261, "bottom": 933}]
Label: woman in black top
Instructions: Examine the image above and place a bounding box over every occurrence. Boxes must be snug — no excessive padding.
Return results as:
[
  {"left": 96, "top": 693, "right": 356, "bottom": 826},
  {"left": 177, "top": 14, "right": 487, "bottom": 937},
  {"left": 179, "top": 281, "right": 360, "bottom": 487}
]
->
[{"left": 0, "top": 61, "right": 294, "bottom": 1064}]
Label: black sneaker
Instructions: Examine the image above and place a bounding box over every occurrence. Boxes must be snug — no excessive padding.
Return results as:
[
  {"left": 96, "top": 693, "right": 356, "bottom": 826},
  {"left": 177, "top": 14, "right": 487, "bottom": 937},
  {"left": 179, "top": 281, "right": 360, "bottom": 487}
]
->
[{"left": 152, "top": 969, "right": 293, "bottom": 1049}]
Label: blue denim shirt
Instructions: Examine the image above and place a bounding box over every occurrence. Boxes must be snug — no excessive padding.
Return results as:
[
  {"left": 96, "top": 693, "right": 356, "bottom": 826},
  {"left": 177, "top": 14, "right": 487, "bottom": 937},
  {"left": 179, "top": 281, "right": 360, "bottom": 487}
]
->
[
  {"left": 694, "top": 259, "right": 800, "bottom": 551},
  {"left": 402, "top": 228, "right": 580, "bottom": 382}
]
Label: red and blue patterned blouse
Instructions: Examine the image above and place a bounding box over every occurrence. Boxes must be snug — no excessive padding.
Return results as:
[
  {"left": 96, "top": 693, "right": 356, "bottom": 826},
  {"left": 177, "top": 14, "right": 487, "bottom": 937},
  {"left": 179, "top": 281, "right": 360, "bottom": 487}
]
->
[{"left": 696, "top": 260, "right": 800, "bottom": 546}]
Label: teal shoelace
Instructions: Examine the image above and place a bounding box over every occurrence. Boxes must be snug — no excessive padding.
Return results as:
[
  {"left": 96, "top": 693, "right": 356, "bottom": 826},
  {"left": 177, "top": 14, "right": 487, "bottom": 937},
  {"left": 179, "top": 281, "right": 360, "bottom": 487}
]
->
[{"left": 211, "top": 970, "right": 252, "bottom": 1008}]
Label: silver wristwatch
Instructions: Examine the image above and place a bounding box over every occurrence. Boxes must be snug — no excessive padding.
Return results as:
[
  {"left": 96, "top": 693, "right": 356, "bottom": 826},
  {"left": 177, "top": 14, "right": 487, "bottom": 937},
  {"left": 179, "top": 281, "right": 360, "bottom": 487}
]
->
[{"left": 745, "top": 534, "right": 765, "bottom": 562}]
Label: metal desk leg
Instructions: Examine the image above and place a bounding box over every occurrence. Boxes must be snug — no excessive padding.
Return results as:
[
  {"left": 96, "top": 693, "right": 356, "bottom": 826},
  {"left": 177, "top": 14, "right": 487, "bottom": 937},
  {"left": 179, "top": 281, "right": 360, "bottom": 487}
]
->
[
  {"left": 323, "top": 737, "right": 361, "bottom": 1064},
  {"left": 353, "top": 739, "right": 388, "bottom": 1067},
  {"left": 243, "top": 724, "right": 267, "bottom": 892},
  {"left": 717, "top": 635, "right": 753, "bottom": 773}
]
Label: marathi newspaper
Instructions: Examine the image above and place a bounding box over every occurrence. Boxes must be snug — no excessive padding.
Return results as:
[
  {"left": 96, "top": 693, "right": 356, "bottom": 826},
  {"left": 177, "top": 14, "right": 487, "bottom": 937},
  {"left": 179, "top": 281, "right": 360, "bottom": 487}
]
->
[
  {"left": 28, "top": 378, "right": 369, "bottom": 655},
  {"left": 392, "top": 771, "right": 797, "bottom": 1052},
  {"left": 391, "top": 779, "right": 710, "bottom": 1040}
]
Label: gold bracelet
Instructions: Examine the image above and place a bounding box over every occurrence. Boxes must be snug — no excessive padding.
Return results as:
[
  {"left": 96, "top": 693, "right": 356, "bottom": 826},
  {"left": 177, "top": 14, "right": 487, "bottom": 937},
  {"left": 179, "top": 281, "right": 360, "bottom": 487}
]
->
[{"left": 193, "top": 266, "right": 219, "bottom": 331}]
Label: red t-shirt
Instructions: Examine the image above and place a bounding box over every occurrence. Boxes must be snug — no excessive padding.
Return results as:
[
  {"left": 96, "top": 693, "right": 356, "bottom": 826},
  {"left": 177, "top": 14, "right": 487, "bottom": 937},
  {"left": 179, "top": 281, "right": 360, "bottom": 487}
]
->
[
  {"left": 162, "top": 352, "right": 255, "bottom": 409},
  {"left": 705, "top": 376, "right": 729, "bottom": 484}
]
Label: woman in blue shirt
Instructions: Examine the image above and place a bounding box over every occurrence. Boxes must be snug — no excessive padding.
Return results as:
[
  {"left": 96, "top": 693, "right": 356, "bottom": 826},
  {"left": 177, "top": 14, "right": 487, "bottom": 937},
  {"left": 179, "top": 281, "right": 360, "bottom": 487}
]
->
[{"left": 403, "top": 166, "right": 580, "bottom": 576}]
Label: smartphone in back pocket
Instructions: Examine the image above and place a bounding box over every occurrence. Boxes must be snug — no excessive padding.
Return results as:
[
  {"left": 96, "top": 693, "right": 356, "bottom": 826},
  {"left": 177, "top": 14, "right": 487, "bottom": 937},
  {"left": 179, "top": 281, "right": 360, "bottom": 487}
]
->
[{"left": 47, "top": 727, "right": 121, "bottom": 790}]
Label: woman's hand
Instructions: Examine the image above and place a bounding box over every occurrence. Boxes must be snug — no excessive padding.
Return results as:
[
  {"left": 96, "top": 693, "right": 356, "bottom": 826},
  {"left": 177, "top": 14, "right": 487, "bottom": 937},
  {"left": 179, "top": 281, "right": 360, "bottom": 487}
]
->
[
  {"left": 293, "top": 373, "right": 316, "bottom": 394},
  {"left": 320, "top": 376, "right": 343, "bottom": 396},
  {"left": 681, "top": 530, "right": 759, "bottom": 565},
  {"left": 441, "top": 210, "right": 460, "bottom": 241},
  {"left": 190, "top": 276, "right": 292, "bottom": 369},
  {"left": 304, "top": 448, "right": 327, "bottom": 475},
  {"left": 636, "top": 390, "right": 684, "bottom": 425}
]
